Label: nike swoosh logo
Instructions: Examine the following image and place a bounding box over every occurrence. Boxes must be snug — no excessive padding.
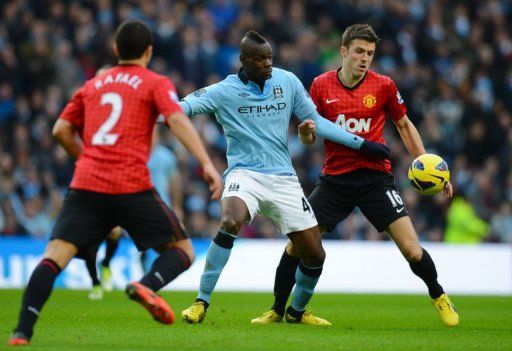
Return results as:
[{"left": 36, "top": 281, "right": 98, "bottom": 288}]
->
[
  {"left": 396, "top": 207, "right": 405, "bottom": 213},
  {"left": 427, "top": 173, "right": 446, "bottom": 182},
  {"left": 326, "top": 98, "right": 339, "bottom": 104}
]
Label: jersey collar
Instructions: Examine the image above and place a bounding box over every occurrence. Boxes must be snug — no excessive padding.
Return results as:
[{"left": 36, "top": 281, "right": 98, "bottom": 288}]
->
[
  {"left": 336, "top": 67, "right": 367, "bottom": 91},
  {"left": 237, "top": 67, "right": 269, "bottom": 93}
]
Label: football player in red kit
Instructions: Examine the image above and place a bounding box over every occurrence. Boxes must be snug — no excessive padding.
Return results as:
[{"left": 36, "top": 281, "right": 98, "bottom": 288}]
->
[
  {"left": 8, "top": 20, "right": 222, "bottom": 346},
  {"left": 252, "top": 24, "right": 459, "bottom": 327}
]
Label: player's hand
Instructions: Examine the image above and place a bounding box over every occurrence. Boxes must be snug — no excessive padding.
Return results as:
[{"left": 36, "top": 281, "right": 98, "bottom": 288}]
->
[
  {"left": 359, "top": 140, "right": 391, "bottom": 160},
  {"left": 202, "top": 163, "right": 223, "bottom": 200},
  {"left": 443, "top": 181, "right": 453, "bottom": 198},
  {"left": 298, "top": 119, "right": 316, "bottom": 145}
]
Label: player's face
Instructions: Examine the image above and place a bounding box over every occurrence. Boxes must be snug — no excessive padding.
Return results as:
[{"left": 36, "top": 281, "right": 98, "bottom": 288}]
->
[
  {"left": 341, "top": 39, "right": 376, "bottom": 78},
  {"left": 242, "top": 42, "right": 273, "bottom": 82}
]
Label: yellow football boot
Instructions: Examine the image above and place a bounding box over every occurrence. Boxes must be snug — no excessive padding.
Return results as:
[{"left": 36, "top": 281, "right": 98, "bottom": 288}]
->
[
  {"left": 251, "top": 310, "right": 283, "bottom": 324},
  {"left": 285, "top": 307, "right": 331, "bottom": 326},
  {"left": 182, "top": 301, "right": 206, "bottom": 324},
  {"left": 88, "top": 285, "right": 103, "bottom": 300},
  {"left": 432, "top": 293, "right": 459, "bottom": 327},
  {"left": 101, "top": 266, "right": 113, "bottom": 292}
]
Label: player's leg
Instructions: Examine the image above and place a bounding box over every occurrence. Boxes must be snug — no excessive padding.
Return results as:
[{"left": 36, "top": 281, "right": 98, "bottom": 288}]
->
[
  {"left": 386, "top": 217, "right": 459, "bottom": 326},
  {"left": 254, "top": 175, "right": 352, "bottom": 323},
  {"left": 84, "top": 250, "right": 103, "bottom": 300},
  {"left": 359, "top": 171, "right": 458, "bottom": 327},
  {"left": 9, "top": 239, "right": 77, "bottom": 346},
  {"left": 120, "top": 189, "right": 194, "bottom": 324},
  {"left": 10, "top": 189, "right": 113, "bottom": 345},
  {"left": 284, "top": 225, "right": 331, "bottom": 326},
  {"left": 182, "top": 196, "right": 250, "bottom": 323},
  {"left": 183, "top": 171, "right": 257, "bottom": 323},
  {"left": 252, "top": 173, "right": 330, "bottom": 325},
  {"left": 101, "top": 226, "right": 122, "bottom": 292},
  {"left": 139, "top": 238, "right": 194, "bottom": 292}
]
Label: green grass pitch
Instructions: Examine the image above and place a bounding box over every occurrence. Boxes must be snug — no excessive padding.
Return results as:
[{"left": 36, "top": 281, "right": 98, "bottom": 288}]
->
[{"left": 1, "top": 290, "right": 510, "bottom": 350}]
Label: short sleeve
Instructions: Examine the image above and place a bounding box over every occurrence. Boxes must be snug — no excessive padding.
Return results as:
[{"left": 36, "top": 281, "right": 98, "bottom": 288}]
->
[
  {"left": 385, "top": 78, "right": 407, "bottom": 121},
  {"left": 181, "top": 83, "right": 223, "bottom": 116},
  {"left": 153, "top": 77, "right": 183, "bottom": 117},
  {"left": 59, "top": 87, "right": 85, "bottom": 131},
  {"left": 289, "top": 73, "right": 318, "bottom": 121}
]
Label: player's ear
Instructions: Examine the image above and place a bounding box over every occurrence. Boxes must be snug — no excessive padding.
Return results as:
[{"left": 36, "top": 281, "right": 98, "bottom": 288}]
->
[
  {"left": 340, "top": 45, "right": 348, "bottom": 59},
  {"left": 146, "top": 45, "right": 153, "bottom": 60},
  {"left": 239, "top": 54, "right": 245, "bottom": 65},
  {"left": 113, "top": 44, "right": 119, "bottom": 57}
]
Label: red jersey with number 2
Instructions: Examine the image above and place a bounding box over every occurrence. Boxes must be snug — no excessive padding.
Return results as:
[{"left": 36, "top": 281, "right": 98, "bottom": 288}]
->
[
  {"left": 59, "top": 65, "right": 182, "bottom": 194},
  {"left": 310, "top": 69, "right": 407, "bottom": 175}
]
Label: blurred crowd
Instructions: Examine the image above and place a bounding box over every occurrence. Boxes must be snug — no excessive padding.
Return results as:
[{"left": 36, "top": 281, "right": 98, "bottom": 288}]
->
[{"left": 0, "top": 0, "right": 511, "bottom": 243}]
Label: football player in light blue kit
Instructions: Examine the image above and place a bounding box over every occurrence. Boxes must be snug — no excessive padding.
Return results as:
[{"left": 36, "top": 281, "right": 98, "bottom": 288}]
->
[{"left": 181, "top": 31, "right": 390, "bottom": 325}]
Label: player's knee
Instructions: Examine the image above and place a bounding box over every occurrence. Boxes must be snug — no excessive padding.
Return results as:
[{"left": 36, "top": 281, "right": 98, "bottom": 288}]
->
[
  {"left": 285, "top": 241, "right": 299, "bottom": 257},
  {"left": 173, "top": 239, "right": 195, "bottom": 265},
  {"left": 44, "top": 239, "right": 77, "bottom": 269},
  {"left": 184, "top": 250, "right": 195, "bottom": 265},
  {"left": 403, "top": 246, "right": 422, "bottom": 263},
  {"left": 302, "top": 247, "right": 325, "bottom": 267},
  {"left": 220, "top": 216, "right": 242, "bottom": 235}
]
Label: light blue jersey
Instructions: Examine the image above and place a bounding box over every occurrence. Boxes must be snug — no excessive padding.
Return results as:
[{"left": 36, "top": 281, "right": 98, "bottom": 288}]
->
[
  {"left": 147, "top": 144, "right": 178, "bottom": 206},
  {"left": 180, "top": 67, "right": 364, "bottom": 177}
]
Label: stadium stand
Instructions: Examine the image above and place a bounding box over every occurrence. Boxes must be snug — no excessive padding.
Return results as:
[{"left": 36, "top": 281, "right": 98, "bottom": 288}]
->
[{"left": 0, "top": 0, "right": 511, "bottom": 243}]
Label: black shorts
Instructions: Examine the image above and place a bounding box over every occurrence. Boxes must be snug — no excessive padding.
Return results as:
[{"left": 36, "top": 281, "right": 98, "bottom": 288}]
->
[
  {"left": 308, "top": 169, "right": 409, "bottom": 233},
  {"left": 51, "top": 188, "right": 187, "bottom": 258}
]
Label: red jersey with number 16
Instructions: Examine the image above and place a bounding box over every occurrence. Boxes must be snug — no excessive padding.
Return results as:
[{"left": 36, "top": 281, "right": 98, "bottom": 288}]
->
[
  {"left": 310, "top": 69, "right": 407, "bottom": 175},
  {"left": 59, "top": 65, "right": 182, "bottom": 194}
]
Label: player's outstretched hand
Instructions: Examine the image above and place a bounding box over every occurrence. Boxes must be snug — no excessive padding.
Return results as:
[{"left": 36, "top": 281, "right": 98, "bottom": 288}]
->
[
  {"left": 202, "top": 163, "right": 223, "bottom": 200},
  {"left": 359, "top": 140, "right": 391, "bottom": 160},
  {"left": 299, "top": 119, "right": 316, "bottom": 135},
  {"left": 298, "top": 119, "right": 316, "bottom": 145},
  {"left": 443, "top": 181, "right": 453, "bottom": 198}
]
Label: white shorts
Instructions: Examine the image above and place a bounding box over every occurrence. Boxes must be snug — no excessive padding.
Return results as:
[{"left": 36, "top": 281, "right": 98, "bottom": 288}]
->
[{"left": 222, "top": 169, "right": 318, "bottom": 235}]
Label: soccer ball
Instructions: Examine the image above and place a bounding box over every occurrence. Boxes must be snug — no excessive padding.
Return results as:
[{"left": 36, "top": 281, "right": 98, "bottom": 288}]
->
[{"left": 407, "top": 154, "right": 450, "bottom": 195}]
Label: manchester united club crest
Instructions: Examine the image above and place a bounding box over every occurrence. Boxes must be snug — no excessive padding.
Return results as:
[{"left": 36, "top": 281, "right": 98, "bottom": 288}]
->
[
  {"left": 273, "top": 85, "right": 284, "bottom": 99},
  {"left": 363, "top": 94, "right": 377, "bottom": 108}
]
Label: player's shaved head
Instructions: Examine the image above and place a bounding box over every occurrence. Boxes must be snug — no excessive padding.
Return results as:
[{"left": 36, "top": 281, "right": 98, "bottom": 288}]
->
[
  {"left": 240, "top": 30, "right": 268, "bottom": 57},
  {"left": 115, "top": 20, "right": 153, "bottom": 60}
]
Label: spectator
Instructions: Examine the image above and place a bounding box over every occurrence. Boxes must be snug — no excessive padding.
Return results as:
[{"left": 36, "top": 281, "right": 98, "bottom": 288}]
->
[
  {"left": 445, "top": 194, "right": 490, "bottom": 244},
  {"left": 0, "top": 0, "right": 511, "bottom": 241}
]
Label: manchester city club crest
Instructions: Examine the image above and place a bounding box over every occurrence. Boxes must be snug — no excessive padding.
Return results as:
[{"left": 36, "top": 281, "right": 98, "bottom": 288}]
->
[
  {"left": 193, "top": 88, "right": 207, "bottom": 97},
  {"left": 273, "top": 85, "right": 283, "bottom": 98}
]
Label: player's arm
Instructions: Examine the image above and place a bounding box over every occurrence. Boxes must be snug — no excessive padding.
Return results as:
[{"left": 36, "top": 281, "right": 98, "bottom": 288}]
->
[
  {"left": 52, "top": 119, "right": 83, "bottom": 158},
  {"left": 165, "top": 111, "right": 222, "bottom": 200},
  {"left": 179, "top": 84, "right": 222, "bottom": 117},
  {"left": 53, "top": 88, "right": 85, "bottom": 158},
  {"left": 155, "top": 79, "right": 222, "bottom": 199},
  {"left": 291, "top": 73, "right": 390, "bottom": 159},
  {"left": 392, "top": 114, "right": 426, "bottom": 158},
  {"left": 299, "top": 112, "right": 390, "bottom": 159}
]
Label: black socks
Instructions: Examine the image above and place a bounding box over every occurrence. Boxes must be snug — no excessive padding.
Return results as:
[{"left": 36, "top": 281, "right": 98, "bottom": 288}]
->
[
  {"left": 101, "top": 237, "right": 120, "bottom": 268},
  {"left": 213, "top": 229, "right": 237, "bottom": 249},
  {"left": 15, "top": 259, "right": 62, "bottom": 338},
  {"left": 271, "top": 250, "right": 300, "bottom": 316},
  {"left": 139, "top": 247, "right": 191, "bottom": 292},
  {"left": 409, "top": 248, "right": 444, "bottom": 299},
  {"left": 85, "top": 255, "right": 100, "bottom": 286}
]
